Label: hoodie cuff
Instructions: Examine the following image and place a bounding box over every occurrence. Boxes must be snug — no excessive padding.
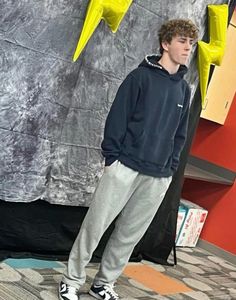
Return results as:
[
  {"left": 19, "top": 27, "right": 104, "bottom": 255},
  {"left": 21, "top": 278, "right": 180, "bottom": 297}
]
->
[
  {"left": 171, "top": 165, "right": 178, "bottom": 173},
  {"left": 105, "top": 157, "right": 118, "bottom": 166}
]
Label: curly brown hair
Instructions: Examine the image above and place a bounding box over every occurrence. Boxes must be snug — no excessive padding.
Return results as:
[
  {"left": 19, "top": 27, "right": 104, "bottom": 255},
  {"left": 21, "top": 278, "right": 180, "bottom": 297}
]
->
[{"left": 158, "top": 19, "right": 199, "bottom": 54}]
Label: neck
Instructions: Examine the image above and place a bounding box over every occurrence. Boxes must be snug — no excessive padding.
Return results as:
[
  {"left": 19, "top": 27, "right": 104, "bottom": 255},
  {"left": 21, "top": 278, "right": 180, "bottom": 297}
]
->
[{"left": 158, "top": 54, "right": 180, "bottom": 74}]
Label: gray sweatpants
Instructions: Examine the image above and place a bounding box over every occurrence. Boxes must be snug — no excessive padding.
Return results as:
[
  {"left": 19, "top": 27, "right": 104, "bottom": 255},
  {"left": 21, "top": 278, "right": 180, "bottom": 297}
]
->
[{"left": 62, "top": 160, "right": 172, "bottom": 289}]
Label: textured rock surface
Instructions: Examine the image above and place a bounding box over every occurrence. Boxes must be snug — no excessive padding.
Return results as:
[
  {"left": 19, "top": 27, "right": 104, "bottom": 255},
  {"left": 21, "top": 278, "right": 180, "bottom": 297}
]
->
[{"left": 0, "top": 0, "right": 227, "bottom": 205}]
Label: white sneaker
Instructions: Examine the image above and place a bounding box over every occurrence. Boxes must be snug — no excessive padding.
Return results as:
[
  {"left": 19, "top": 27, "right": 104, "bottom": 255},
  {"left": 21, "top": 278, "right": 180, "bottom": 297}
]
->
[
  {"left": 89, "top": 283, "right": 119, "bottom": 300},
  {"left": 58, "top": 281, "right": 80, "bottom": 300}
]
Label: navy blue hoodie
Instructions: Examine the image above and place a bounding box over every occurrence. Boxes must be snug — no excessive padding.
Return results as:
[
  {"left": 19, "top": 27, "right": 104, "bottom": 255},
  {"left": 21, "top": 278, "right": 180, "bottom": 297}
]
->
[{"left": 101, "top": 54, "right": 191, "bottom": 177}]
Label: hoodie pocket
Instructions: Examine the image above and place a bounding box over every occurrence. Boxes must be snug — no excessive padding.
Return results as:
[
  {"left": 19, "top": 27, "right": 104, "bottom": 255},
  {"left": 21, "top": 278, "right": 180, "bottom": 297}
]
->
[{"left": 130, "top": 132, "right": 174, "bottom": 166}]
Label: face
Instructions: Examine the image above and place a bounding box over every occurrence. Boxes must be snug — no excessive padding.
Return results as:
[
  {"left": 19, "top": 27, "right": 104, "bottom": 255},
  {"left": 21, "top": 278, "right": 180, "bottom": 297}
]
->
[{"left": 162, "top": 35, "right": 194, "bottom": 65}]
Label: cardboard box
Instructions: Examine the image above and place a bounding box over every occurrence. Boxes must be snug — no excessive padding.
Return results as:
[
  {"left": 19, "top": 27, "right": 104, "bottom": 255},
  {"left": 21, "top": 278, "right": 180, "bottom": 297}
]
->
[
  {"left": 175, "top": 205, "right": 186, "bottom": 242},
  {"left": 176, "top": 199, "right": 208, "bottom": 247}
]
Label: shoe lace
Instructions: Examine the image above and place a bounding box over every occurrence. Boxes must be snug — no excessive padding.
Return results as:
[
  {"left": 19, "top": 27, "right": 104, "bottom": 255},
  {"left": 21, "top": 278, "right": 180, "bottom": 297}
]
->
[
  {"left": 67, "top": 286, "right": 79, "bottom": 295},
  {"left": 104, "top": 284, "right": 119, "bottom": 299}
]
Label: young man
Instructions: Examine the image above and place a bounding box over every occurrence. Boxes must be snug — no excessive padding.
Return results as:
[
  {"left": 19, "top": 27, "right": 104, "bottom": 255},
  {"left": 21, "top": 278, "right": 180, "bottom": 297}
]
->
[{"left": 59, "top": 19, "right": 198, "bottom": 300}]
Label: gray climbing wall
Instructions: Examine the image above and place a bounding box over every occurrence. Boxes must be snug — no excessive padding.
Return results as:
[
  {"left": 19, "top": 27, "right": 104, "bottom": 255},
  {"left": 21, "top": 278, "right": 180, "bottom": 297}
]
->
[{"left": 0, "top": 0, "right": 227, "bottom": 206}]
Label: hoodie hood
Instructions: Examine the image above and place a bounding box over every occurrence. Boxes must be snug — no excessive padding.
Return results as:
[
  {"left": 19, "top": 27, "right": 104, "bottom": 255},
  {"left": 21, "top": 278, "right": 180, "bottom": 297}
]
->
[{"left": 138, "top": 54, "right": 188, "bottom": 81}]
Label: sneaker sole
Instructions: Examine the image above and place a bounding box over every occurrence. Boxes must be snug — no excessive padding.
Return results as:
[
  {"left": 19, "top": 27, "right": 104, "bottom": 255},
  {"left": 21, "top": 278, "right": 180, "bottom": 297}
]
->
[
  {"left": 58, "top": 293, "right": 64, "bottom": 300},
  {"left": 58, "top": 290, "right": 65, "bottom": 300},
  {"left": 58, "top": 292, "right": 79, "bottom": 300},
  {"left": 89, "top": 290, "right": 104, "bottom": 300}
]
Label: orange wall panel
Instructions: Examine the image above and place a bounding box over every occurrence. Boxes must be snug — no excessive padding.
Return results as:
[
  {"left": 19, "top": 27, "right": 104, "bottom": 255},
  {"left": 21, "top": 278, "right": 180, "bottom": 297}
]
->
[
  {"left": 191, "top": 93, "right": 236, "bottom": 171},
  {"left": 182, "top": 94, "right": 236, "bottom": 254},
  {"left": 182, "top": 179, "right": 236, "bottom": 254}
]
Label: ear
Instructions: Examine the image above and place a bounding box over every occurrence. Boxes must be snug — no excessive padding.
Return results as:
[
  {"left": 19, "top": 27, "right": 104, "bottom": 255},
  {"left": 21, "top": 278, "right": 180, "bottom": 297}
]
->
[{"left": 161, "top": 41, "right": 169, "bottom": 52}]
